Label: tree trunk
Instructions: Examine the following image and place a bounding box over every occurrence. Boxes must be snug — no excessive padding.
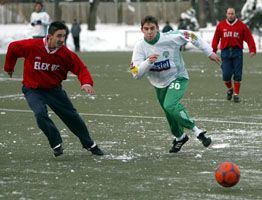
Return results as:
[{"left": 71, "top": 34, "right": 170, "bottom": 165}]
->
[
  {"left": 54, "top": 0, "right": 61, "bottom": 21},
  {"left": 88, "top": 0, "right": 100, "bottom": 31},
  {"left": 209, "top": 0, "right": 216, "bottom": 26},
  {"left": 117, "top": 1, "right": 123, "bottom": 24},
  {"left": 198, "top": 0, "right": 206, "bottom": 28}
]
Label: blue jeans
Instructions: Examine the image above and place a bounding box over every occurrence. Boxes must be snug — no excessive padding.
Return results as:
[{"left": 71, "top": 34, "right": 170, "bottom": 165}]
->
[
  {"left": 221, "top": 48, "right": 243, "bottom": 82},
  {"left": 22, "top": 85, "right": 94, "bottom": 149}
]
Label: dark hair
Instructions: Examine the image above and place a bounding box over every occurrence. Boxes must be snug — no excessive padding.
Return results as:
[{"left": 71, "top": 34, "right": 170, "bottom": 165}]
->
[
  {"left": 35, "top": 1, "right": 43, "bottom": 7},
  {"left": 141, "top": 15, "right": 158, "bottom": 27},
  {"left": 48, "top": 21, "right": 67, "bottom": 35}
]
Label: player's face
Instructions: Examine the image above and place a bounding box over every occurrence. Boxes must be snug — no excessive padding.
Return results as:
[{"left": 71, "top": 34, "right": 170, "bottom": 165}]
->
[
  {"left": 48, "top": 30, "right": 66, "bottom": 48},
  {"left": 35, "top": 4, "right": 42, "bottom": 13},
  {"left": 141, "top": 22, "right": 159, "bottom": 41},
  {"left": 226, "top": 8, "right": 236, "bottom": 22}
]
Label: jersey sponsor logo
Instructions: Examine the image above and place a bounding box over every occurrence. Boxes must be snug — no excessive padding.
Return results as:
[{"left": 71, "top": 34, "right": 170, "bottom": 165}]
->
[
  {"left": 190, "top": 32, "right": 198, "bottom": 42},
  {"left": 163, "top": 51, "right": 169, "bottom": 58},
  {"left": 130, "top": 62, "right": 138, "bottom": 74},
  {"left": 184, "top": 31, "right": 198, "bottom": 42},
  {"left": 223, "top": 31, "right": 239, "bottom": 38},
  {"left": 34, "top": 61, "right": 60, "bottom": 71},
  {"left": 184, "top": 31, "right": 190, "bottom": 39},
  {"left": 150, "top": 59, "right": 171, "bottom": 72}
]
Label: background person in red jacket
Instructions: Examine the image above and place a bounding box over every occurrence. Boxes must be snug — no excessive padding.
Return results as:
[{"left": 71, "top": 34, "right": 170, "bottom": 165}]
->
[
  {"left": 212, "top": 7, "right": 256, "bottom": 103},
  {"left": 4, "top": 21, "right": 104, "bottom": 157}
]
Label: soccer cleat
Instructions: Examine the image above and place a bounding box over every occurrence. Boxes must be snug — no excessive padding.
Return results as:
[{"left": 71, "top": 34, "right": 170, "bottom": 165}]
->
[
  {"left": 227, "top": 89, "right": 233, "bottom": 100},
  {"left": 53, "top": 144, "right": 63, "bottom": 157},
  {"left": 169, "top": 135, "right": 189, "bottom": 153},
  {"left": 197, "top": 131, "right": 212, "bottom": 147},
  {"left": 89, "top": 145, "right": 104, "bottom": 156},
  {"left": 233, "top": 95, "right": 240, "bottom": 103}
]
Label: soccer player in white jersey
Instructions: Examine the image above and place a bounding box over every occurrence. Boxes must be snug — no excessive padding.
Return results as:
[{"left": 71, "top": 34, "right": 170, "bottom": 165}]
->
[
  {"left": 30, "top": 1, "right": 50, "bottom": 38},
  {"left": 130, "top": 16, "right": 221, "bottom": 153}
]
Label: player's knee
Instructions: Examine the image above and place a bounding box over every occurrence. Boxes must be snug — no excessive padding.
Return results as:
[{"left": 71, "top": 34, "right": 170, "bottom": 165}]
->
[
  {"left": 34, "top": 109, "right": 48, "bottom": 120},
  {"left": 233, "top": 76, "right": 242, "bottom": 82},
  {"left": 223, "top": 76, "right": 232, "bottom": 82},
  {"left": 163, "top": 103, "right": 179, "bottom": 114}
]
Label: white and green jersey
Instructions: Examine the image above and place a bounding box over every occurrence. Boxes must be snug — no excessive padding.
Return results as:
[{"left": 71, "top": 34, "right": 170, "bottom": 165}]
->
[{"left": 130, "top": 30, "right": 213, "bottom": 88}]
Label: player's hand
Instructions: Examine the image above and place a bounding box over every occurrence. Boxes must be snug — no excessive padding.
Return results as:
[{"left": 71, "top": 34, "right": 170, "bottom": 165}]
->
[
  {"left": 208, "top": 52, "right": 221, "bottom": 65},
  {"left": 250, "top": 52, "right": 255, "bottom": 57},
  {"left": 148, "top": 54, "right": 159, "bottom": 64},
  {"left": 7, "top": 72, "right": 13, "bottom": 78},
  {"left": 81, "top": 84, "right": 96, "bottom": 95}
]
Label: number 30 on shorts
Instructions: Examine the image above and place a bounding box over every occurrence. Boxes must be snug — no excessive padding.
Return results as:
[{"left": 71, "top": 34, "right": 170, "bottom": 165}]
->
[{"left": 169, "top": 82, "right": 180, "bottom": 90}]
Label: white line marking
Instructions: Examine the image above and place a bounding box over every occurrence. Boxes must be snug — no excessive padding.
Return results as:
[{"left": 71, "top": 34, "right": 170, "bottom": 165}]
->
[
  {"left": 0, "top": 94, "right": 24, "bottom": 99},
  {"left": 0, "top": 108, "right": 262, "bottom": 126}
]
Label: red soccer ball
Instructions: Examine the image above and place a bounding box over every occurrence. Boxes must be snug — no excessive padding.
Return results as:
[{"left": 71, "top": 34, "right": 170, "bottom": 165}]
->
[{"left": 215, "top": 162, "right": 240, "bottom": 187}]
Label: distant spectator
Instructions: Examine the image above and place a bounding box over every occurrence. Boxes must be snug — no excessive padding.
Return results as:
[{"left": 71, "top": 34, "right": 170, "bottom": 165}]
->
[
  {"left": 178, "top": 8, "right": 199, "bottom": 31},
  {"left": 30, "top": 1, "right": 50, "bottom": 38},
  {"left": 241, "top": 0, "right": 262, "bottom": 31},
  {"left": 71, "top": 19, "right": 81, "bottom": 52},
  {"left": 162, "top": 21, "right": 173, "bottom": 33}
]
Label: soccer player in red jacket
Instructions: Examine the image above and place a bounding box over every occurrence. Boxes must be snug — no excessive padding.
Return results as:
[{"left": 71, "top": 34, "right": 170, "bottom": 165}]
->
[
  {"left": 4, "top": 21, "right": 104, "bottom": 157},
  {"left": 212, "top": 7, "right": 256, "bottom": 103}
]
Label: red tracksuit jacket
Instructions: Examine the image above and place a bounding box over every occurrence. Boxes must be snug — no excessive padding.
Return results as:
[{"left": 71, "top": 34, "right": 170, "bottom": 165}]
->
[
  {"left": 4, "top": 38, "right": 93, "bottom": 89},
  {"left": 212, "top": 19, "right": 256, "bottom": 53}
]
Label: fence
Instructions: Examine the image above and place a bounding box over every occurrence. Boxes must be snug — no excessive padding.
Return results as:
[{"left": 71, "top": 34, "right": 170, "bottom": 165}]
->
[{"left": 0, "top": 1, "right": 191, "bottom": 24}]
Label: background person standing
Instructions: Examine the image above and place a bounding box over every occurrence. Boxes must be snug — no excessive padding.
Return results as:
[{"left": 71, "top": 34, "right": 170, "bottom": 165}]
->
[
  {"left": 162, "top": 21, "right": 173, "bottom": 33},
  {"left": 212, "top": 7, "right": 256, "bottom": 103},
  {"left": 30, "top": 1, "right": 50, "bottom": 38},
  {"left": 71, "top": 19, "right": 81, "bottom": 52}
]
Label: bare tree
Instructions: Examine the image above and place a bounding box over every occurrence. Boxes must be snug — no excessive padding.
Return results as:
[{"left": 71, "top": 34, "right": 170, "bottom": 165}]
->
[
  {"left": 117, "top": 1, "right": 123, "bottom": 24},
  {"left": 88, "top": 0, "right": 100, "bottom": 31},
  {"left": 198, "top": 0, "right": 206, "bottom": 28},
  {"left": 54, "top": 0, "right": 62, "bottom": 21}
]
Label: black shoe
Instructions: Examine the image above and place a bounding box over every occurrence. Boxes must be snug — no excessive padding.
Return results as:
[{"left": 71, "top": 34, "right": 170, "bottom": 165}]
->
[
  {"left": 227, "top": 89, "right": 233, "bottom": 100},
  {"left": 53, "top": 144, "right": 63, "bottom": 157},
  {"left": 197, "top": 131, "right": 211, "bottom": 147},
  {"left": 233, "top": 95, "right": 240, "bottom": 103},
  {"left": 169, "top": 135, "right": 189, "bottom": 153},
  {"left": 89, "top": 145, "right": 104, "bottom": 156}
]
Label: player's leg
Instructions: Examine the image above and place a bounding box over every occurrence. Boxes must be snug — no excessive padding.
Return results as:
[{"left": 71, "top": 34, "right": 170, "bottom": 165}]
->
[
  {"left": 75, "top": 36, "right": 80, "bottom": 51},
  {"left": 232, "top": 49, "right": 243, "bottom": 103},
  {"left": 163, "top": 78, "right": 194, "bottom": 130},
  {"left": 155, "top": 86, "right": 188, "bottom": 153},
  {"left": 22, "top": 86, "right": 63, "bottom": 155},
  {"left": 163, "top": 78, "right": 211, "bottom": 149},
  {"left": 45, "top": 86, "right": 103, "bottom": 155},
  {"left": 221, "top": 49, "right": 234, "bottom": 100},
  {"left": 155, "top": 86, "right": 184, "bottom": 138}
]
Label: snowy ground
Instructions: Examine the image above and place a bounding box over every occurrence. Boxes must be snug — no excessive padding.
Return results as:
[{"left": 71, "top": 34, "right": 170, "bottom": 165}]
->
[
  {"left": 0, "top": 51, "right": 262, "bottom": 199},
  {"left": 0, "top": 23, "right": 261, "bottom": 54}
]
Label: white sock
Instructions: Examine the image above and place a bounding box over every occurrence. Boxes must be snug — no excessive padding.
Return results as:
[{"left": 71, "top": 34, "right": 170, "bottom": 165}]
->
[
  {"left": 176, "top": 133, "right": 186, "bottom": 141},
  {"left": 53, "top": 144, "right": 61, "bottom": 150},
  {"left": 192, "top": 126, "right": 203, "bottom": 137},
  {"left": 91, "top": 143, "right": 96, "bottom": 148}
]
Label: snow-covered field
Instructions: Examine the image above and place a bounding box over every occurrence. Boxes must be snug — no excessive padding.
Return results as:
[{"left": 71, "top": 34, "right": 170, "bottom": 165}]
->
[{"left": 0, "top": 23, "right": 261, "bottom": 54}]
